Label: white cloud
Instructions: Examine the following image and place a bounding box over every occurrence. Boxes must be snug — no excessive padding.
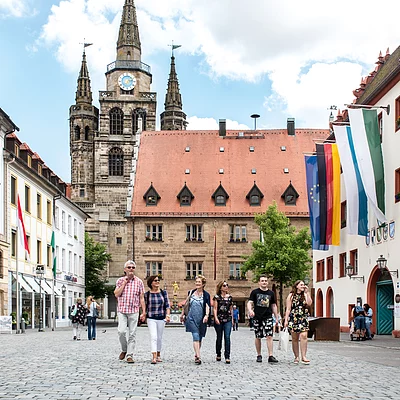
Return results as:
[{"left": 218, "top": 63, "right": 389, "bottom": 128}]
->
[
  {"left": 0, "top": 0, "right": 36, "bottom": 18},
  {"left": 187, "top": 116, "right": 249, "bottom": 130},
  {"left": 36, "top": 0, "right": 400, "bottom": 127}
]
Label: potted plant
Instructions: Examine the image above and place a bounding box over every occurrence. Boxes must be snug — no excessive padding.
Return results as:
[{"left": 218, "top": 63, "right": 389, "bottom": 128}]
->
[
  {"left": 22, "top": 311, "right": 30, "bottom": 326},
  {"left": 228, "top": 275, "right": 235, "bottom": 280},
  {"left": 397, "top": 117, "right": 400, "bottom": 130},
  {"left": 229, "top": 238, "right": 235, "bottom": 242},
  {"left": 241, "top": 237, "right": 247, "bottom": 242},
  {"left": 395, "top": 193, "right": 400, "bottom": 202}
]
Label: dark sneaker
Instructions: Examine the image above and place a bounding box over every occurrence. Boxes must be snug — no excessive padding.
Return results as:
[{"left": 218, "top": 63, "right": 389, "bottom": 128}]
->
[
  {"left": 119, "top": 352, "right": 127, "bottom": 360},
  {"left": 256, "top": 355, "right": 262, "bottom": 362},
  {"left": 268, "top": 355, "right": 278, "bottom": 363}
]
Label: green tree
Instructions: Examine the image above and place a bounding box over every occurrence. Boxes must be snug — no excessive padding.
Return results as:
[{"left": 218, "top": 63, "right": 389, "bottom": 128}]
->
[
  {"left": 242, "top": 202, "right": 312, "bottom": 315},
  {"left": 85, "top": 232, "right": 113, "bottom": 299}
]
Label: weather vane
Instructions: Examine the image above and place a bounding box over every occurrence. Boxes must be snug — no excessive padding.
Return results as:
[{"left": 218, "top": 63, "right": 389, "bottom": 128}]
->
[
  {"left": 79, "top": 38, "right": 93, "bottom": 54},
  {"left": 168, "top": 41, "right": 182, "bottom": 56}
]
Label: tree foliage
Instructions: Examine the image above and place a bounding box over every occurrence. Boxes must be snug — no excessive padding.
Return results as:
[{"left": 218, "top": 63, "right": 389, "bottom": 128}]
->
[
  {"left": 242, "top": 202, "right": 312, "bottom": 314},
  {"left": 85, "top": 232, "right": 113, "bottom": 299}
]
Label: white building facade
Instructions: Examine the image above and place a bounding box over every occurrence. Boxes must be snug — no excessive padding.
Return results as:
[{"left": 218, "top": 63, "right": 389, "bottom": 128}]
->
[
  {"left": 0, "top": 108, "right": 19, "bottom": 317},
  {"left": 5, "top": 133, "right": 88, "bottom": 329},
  {"left": 313, "top": 47, "right": 400, "bottom": 335}
]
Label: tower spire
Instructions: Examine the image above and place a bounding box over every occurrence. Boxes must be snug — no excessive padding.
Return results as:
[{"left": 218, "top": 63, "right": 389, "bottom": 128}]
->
[
  {"left": 75, "top": 47, "right": 93, "bottom": 105},
  {"left": 117, "top": 0, "right": 141, "bottom": 61},
  {"left": 160, "top": 48, "right": 187, "bottom": 130}
]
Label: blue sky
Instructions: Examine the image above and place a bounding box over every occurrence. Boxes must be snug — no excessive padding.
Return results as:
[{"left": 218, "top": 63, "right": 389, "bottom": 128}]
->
[{"left": 1, "top": 0, "right": 400, "bottom": 182}]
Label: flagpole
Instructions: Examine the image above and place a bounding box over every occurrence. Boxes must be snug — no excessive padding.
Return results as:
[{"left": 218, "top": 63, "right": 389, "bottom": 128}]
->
[{"left": 51, "top": 277, "right": 55, "bottom": 331}]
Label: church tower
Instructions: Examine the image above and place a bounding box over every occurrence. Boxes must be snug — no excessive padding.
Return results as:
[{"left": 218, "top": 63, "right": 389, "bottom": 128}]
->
[
  {"left": 69, "top": 47, "right": 98, "bottom": 203},
  {"left": 70, "top": 0, "right": 156, "bottom": 298},
  {"left": 160, "top": 51, "right": 187, "bottom": 130}
]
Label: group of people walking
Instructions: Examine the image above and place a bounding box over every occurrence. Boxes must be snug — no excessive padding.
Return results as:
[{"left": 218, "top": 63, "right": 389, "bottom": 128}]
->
[
  {"left": 114, "top": 260, "right": 313, "bottom": 365},
  {"left": 70, "top": 296, "right": 100, "bottom": 340}
]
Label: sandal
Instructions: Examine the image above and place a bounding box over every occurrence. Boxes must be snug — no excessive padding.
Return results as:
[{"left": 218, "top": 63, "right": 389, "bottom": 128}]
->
[
  {"left": 293, "top": 358, "right": 299, "bottom": 364},
  {"left": 195, "top": 358, "right": 202, "bottom": 365},
  {"left": 216, "top": 356, "right": 222, "bottom": 361},
  {"left": 151, "top": 359, "right": 157, "bottom": 364},
  {"left": 156, "top": 357, "right": 162, "bottom": 363},
  {"left": 301, "top": 359, "right": 310, "bottom": 365}
]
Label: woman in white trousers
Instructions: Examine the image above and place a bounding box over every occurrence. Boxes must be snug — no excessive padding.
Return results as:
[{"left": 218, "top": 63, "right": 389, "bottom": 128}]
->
[{"left": 145, "top": 275, "right": 171, "bottom": 364}]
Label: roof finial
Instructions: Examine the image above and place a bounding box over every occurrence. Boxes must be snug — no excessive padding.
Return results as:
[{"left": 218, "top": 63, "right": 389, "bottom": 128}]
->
[{"left": 168, "top": 40, "right": 182, "bottom": 57}]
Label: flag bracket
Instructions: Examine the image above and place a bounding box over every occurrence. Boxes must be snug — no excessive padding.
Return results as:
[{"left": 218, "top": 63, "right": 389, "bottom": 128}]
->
[{"left": 345, "top": 104, "right": 390, "bottom": 115}]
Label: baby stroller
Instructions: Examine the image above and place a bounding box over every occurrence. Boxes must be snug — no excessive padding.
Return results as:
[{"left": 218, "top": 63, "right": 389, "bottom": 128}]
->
[{"left": 350, "top": 306, "right": 366, "bottom": 341}]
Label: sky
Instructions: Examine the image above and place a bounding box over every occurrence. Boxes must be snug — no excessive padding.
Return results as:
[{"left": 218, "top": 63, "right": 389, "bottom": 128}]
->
[{"left": 1, "top": 0, "right": 400, "bottom": 182}]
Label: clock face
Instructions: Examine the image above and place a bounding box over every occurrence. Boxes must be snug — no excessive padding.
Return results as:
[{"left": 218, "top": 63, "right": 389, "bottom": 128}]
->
[{"left": 118, "top": 73, "right": 136, "bottom": 91}]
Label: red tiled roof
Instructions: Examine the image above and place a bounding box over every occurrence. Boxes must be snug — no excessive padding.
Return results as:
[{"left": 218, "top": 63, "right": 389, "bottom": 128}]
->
[{"left": 131, "top": 129, "right": 329, "bottom": 217}]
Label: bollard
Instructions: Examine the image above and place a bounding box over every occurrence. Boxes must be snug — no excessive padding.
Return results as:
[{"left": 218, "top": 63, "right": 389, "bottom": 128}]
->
[{"left": 21, "top": 318, "right": 26, "bottom": 333}]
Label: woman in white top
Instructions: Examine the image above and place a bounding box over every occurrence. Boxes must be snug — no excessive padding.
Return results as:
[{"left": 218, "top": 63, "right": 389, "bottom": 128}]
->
[{"left": 86, "top": 296, "right": 100, "bottom": 340}]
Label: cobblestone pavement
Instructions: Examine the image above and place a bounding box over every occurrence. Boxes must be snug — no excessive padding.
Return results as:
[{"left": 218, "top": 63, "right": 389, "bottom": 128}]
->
[{"left": 1, "top": 326, "right": 399, "bottom": 399}]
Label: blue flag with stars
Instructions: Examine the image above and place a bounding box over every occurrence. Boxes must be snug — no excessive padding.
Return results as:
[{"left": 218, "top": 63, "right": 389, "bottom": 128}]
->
[{"left": 305, "top": 155, "right": 329, "bottom": 250}]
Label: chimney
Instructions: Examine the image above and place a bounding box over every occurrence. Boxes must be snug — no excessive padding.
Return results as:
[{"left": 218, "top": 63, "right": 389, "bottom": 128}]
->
[
  {"left": 219, "top": 119, "right": 226, "bottom": 137},
  {"left": 287, "top": 118, "right": 295, "bottom": 136}
]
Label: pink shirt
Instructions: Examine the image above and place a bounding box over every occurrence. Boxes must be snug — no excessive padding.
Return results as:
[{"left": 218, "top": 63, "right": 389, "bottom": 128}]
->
[{"left": 116, "top": 276, "right": 145, "bottom": 314}]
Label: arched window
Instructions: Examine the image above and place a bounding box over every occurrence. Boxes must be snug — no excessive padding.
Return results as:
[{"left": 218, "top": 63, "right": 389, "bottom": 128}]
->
[
  {"left": 84, "top": 126, "right": 90, "bottom": 141},
  {"left": 110, "top": 108, "right": 124, "bottom": 135},
  {"left": 108, "top": 148, "right": 124, "bottom": 176},
  {"left": 74, "top": 126, "right": 80, "bottom": 140},
  {"left": 133, "top": 108, "right": 147, "bottom": 133}
]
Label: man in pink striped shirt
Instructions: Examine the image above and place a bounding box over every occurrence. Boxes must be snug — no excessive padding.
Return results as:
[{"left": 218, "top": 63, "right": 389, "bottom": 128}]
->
[{"left": 114, "top": 260, "right": 146, "bottom": 363}]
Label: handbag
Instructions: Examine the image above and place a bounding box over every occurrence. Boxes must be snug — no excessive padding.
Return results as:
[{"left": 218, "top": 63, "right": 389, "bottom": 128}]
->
[
  {"left": 92, "top": 303, "right": 99, "bottom": 318},
  {"left": 183, "top": 290, "right": 194, "bottom": 317},
  {"left": 279, "top": 328, "right": 290, "bottom": 352},
  {"left": 69, "top": 305, "right": 78, "bottom": 319}
]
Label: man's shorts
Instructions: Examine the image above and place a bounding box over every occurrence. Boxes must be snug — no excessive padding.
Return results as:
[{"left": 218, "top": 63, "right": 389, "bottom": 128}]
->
[{"left": 253, "top": 317, "right": 273, "bottom": 338}]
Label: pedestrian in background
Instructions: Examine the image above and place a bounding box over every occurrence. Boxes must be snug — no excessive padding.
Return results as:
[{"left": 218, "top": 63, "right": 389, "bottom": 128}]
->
[
  {"left": 86, "top": 296, "right": 100, "bottom": 340},
  {"left": 284, "top": 280, "right": 312, "bottom": 364},
  {"left": 180, "top": 275, "right": 211, "bottom": 364},
  {"left": 247, "top": 275, "right": 279, "bottom": 363},
  {"left": 232, "top": 305, "right": 239, "bottom": 331},
  {"left": 70, "top": 298, "right": 87, "bottom": 341},
  {"left": 145, "top": 275, "right": 171, "bottom": 364},
  {"left": 114, "top": 260, "right": 146, "bottom": 363},
  {"left": 213, "top": 281, "right": 233, "bottom": 363},
  {"left": 364, "top": 303, "right": 373, "bottom": 340}
]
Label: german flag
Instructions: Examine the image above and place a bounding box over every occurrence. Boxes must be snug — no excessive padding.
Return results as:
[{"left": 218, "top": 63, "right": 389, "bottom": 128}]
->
[{"left": 316, "top": 143, "right": 341, "bottom": 246}]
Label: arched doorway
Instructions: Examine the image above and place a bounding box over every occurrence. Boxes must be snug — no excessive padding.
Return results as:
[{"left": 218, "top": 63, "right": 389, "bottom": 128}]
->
[
  {"left": 367, "top": 266, "right": 394, "bottom": 335},
  {"left": 316, "top": 289, "right": 323, "bottom": 317},
  {"left": 326, "top": 287, "right": 334, "bottom": 317}
]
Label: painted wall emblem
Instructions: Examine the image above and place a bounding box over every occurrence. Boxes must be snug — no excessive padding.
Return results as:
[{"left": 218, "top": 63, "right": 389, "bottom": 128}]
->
[
  {"left": 389, "top": 221, "right": 395, "bottom": 238},
  {"left": 365, "top": 230, "right": 370, "bottom": 246}
]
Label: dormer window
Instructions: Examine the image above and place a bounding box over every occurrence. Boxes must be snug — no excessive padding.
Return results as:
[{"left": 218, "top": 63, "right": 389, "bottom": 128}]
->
[
  {"left": 281, "top": 181, "right": 299, "bottom": 206},
  {"left": 143, "top": 183, "right": 161, "bottom": 206},
  {"left": 177, "top": 183, "right": 194, "bottom": 206},
  {"left": 212, "top": 182, "right": 229, "bottom": 206},
  {"left": 246, "top": 181, "right": 264, "bottom": 206}
]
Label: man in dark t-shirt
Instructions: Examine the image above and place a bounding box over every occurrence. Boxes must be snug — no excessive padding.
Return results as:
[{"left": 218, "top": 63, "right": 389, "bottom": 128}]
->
[{"left": 247, "top": 275, "right": 279, "bottom": 363}]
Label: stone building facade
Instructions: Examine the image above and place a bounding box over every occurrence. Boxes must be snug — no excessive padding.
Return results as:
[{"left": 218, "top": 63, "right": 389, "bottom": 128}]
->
[
  {"left": 128, "top": 128, "right": 329, "bottom": 319},
  {"left": 69, "top": 0, "right": 157, "bottom": 284}
]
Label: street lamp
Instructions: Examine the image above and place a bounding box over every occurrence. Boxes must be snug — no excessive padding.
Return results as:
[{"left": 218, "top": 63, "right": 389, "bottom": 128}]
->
[
  {"left": 61, "top": 284, "right": 66, "bottom": 295},
  {"left": 250, "top": 114, "right": 260, "bottom": 130},
  {"left": 36, "top": 265, "right": 45, "bottom": 332},
  {"left": 377, "top": 255, "right": 398, "bottom": 278},
  {"left": 345, "top": 263, "right": 364, "bottom": 283},
  {"left": 303, "top": 276, "right": 310, "bottom": 285}
]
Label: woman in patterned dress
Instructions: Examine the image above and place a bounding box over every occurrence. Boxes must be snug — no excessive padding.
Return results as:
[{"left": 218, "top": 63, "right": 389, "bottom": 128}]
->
[
  {"left": 284, "top": 280, "right": 312, "bottom": 364},
  {"left": 70, "top": 298, "right": 88, "bottom": 340}
]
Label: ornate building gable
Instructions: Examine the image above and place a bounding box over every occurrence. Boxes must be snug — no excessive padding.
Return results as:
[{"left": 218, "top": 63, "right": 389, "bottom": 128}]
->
[
  {"left": 281, "top": 180, "right": 299, "bottom": 206},
  {"left": 246, "top": 181, "right": 264, "bottom": 206},
  {"left": 212, "top": 182, "right": 229, "bottom": 206},
  {"left": 177, "top": 182, "right": 194, "bottom": 206}
]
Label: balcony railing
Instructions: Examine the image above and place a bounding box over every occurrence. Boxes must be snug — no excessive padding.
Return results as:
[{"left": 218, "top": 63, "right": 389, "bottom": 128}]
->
[{"left": 107, "top": 60, "right": 151, "bottom": 74}]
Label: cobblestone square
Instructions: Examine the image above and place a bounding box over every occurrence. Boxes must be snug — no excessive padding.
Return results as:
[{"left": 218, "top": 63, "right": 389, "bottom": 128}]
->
[{"left": 1, "top": 326, "right": 399, "bottom": 399}]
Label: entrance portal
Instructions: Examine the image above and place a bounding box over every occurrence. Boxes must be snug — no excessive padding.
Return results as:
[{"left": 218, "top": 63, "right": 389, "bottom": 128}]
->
[{"left": 376, "top": 280, "right": 394, "bottom": 334}]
